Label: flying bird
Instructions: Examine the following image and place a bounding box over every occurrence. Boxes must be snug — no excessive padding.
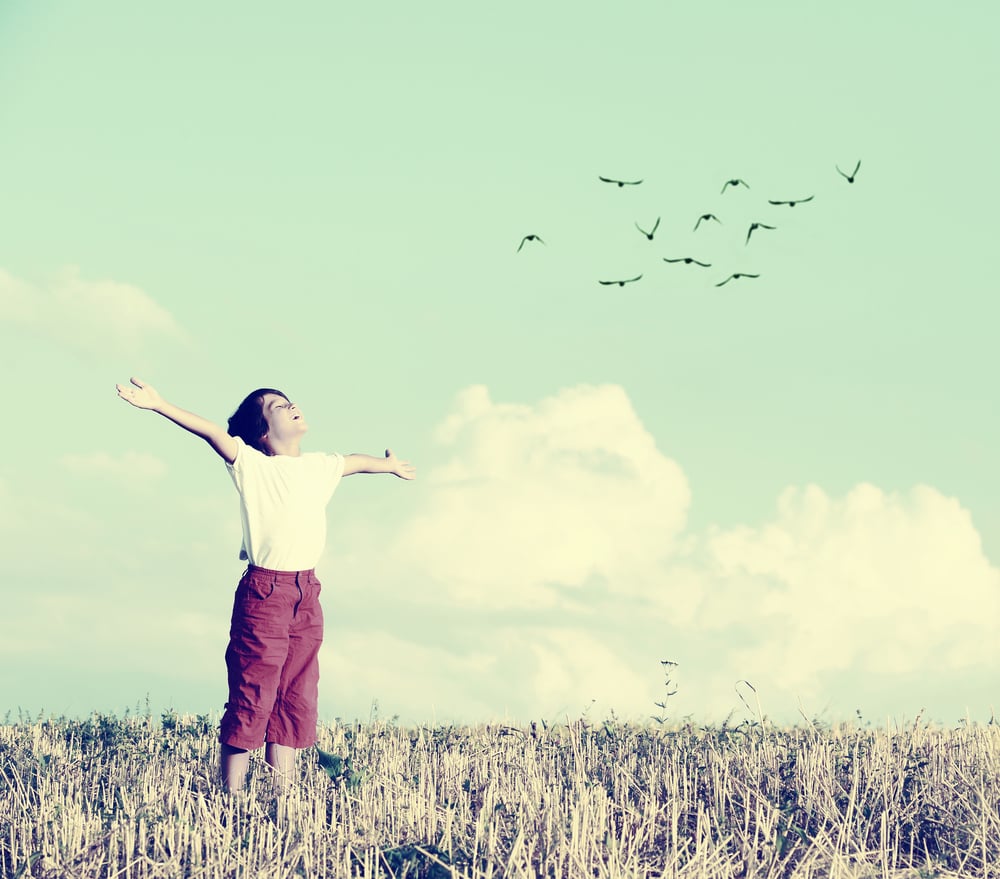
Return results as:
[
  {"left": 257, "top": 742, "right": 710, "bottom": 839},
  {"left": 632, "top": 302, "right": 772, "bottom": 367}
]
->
[
  {"left": 768, "top": 196, "right": 814, "bottom": 207},
  {"left": 837, "top": 160, "right": 862, "bottom": 183},
  {"left": 745, "top": 222, "right": 776, "bottom": 244},
  {"left": 715, "top": 272, "right": 759, "bottom": 287},
  {"left": 599, "top": 274, "right": 643, "bottom": 287},
  {"left": 663, "top": 256, "right": 711, "bottom": 267},
  {"left": 693, "top": 213, "right": 722, "bottom": 230},
  {"left": 516, "top": 234, "right": 545, "bottom": 252},
  {"left": 635, "top": 217, "right": 660, "bottom": 240},
  {"left": 721, "top": 178, "right": 750, "bottom": 194},
  {"left": 599, "top": 176, "right": 643, "bottom": 187}
]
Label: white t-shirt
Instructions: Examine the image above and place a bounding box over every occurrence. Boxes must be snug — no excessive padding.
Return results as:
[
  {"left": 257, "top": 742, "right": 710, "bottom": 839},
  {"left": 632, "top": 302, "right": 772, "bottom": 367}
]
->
[{"left": 226, "top": 436, "right": 346, "bottom": 571}]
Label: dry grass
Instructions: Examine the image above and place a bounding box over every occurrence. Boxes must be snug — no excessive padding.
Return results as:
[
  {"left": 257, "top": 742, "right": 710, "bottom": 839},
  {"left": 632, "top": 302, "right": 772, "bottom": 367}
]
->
[{"left": 1, "top": 711, "right": 998, "bottom": 878}]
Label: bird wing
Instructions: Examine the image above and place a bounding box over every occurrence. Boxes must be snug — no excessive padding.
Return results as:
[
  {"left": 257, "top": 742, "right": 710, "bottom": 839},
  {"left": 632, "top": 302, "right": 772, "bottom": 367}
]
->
[
  {"left": 768, "top": 199, "right": 787, "bottom": 205},
  {"left": 517, "top": 237, "right": 527, "bottom": 252},
  {"left": 598, "top": 176, "right": 616, "bottom": 184},
  {"left": 626, "top": 274, "right": 643, "bottom": 283},
  {"left": 694, "top": 260, "right": 711, "bottom": 267},
  {"left": 716, "top": 275, "right": 734, "bottom": 287},
  {"left": 652, "top": 217, "right": 660, "bottom": 233}
]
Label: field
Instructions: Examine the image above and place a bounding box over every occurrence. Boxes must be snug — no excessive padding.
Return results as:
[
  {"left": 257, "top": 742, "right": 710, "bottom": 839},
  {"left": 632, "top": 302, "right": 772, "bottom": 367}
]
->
[{"left": 1, "top": 712, "right": 998, "bottom": 878}]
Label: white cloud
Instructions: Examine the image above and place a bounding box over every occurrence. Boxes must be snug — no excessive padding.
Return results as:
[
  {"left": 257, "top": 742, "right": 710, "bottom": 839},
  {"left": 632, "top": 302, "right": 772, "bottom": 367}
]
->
[
  {"left": 700, "top": 482, "right": 1000, "bottom": 686},
  {"left": 59, "top": 450, "right": 168, "bottom": 485},
  {"left": 0, "top": 265, "right": 186, "bottom": 358},
  {"left": 0, "top": 269, "right": 34, "bottom": 321},
  {"left": 353, "top": 384, "right": 1000, "bottom": 722},
  {"left": 521, "top": 628, "right": 659, "bottom": 720},
  {"left": 320, "top": 631, "right": 501, "bottom": 723},
  {"left": 393, "top": 383, "right": 691, "bottom": 610},
  {"left": 319, "top": 625, "right": 655, "bottom": 724}
]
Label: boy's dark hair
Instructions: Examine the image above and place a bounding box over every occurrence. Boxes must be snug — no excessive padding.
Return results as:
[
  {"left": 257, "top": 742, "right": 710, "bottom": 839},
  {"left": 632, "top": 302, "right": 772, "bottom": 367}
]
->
[{"left": 228, "top": 388, "right": 288, "bottom": 454}]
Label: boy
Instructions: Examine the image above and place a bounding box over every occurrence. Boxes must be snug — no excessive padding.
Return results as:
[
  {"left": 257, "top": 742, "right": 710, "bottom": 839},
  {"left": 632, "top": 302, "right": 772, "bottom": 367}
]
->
[{"left": 115, "top": 376, "right": 415, "bottom": 791}]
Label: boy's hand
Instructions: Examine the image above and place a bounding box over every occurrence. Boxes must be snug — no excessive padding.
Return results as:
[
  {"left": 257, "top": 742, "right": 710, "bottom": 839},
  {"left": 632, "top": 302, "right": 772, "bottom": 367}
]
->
[
  {"left": 385, "top": 448, "right": 416, "bottom": 480},
  {"left": 116, "top": 377, "right": 163, "bottom": 411}
]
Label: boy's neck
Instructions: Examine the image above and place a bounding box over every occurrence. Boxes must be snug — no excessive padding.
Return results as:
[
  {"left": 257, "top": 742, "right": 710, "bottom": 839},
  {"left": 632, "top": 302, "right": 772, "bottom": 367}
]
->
[{"left": 265, "top": 438, "right": 303, "bottom": 457}]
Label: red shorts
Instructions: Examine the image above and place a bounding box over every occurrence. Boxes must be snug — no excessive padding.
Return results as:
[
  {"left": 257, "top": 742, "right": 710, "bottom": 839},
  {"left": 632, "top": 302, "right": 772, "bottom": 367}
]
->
[{"left": 219, "top": 566, "right": 324, "bottom": 750}]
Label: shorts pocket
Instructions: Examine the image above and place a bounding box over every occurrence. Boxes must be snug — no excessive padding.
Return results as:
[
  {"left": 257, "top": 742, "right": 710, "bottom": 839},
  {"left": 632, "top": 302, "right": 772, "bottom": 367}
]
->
[{"left": 240, "top": 570, "right": 276, "bottom": 602}]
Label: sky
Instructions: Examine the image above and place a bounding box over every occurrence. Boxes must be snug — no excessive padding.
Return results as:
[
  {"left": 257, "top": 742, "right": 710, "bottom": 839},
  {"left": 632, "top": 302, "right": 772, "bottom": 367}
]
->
[{"left": 1, "top": 0, "right": 997, "bottom": 729}]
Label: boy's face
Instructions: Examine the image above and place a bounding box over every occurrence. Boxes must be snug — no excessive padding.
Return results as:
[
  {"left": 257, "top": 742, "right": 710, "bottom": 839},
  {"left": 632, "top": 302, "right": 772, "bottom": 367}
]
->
[{"left": 259, "top": 392, "right": 308, "bottom": 445}]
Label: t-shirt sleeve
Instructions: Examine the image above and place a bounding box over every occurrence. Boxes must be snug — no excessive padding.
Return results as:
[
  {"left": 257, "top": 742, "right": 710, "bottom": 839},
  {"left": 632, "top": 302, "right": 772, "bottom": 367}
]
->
[
  {"left": 329, "top": 452, "right": 345, "bottom": 486},
  {"left": 226, "top": 436, "right": 247, "bottom": 485},
  {"left": 226, "top": 436, "right": 270, "bottom": 492}
]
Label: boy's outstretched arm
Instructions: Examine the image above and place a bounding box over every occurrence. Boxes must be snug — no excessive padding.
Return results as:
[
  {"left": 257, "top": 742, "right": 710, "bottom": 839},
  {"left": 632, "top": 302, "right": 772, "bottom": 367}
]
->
[
  {"left": 116, "top": 377, "right": 238, "bottom": 464},
  {"left": 343, "top": 449, "right": 416, "bottom": 479}
]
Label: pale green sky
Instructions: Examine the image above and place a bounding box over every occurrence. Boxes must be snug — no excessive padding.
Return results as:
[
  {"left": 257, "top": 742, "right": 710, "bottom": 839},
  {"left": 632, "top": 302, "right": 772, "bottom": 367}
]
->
[{"left": 1, "top": 0, "right": 997, "bottom": 726}]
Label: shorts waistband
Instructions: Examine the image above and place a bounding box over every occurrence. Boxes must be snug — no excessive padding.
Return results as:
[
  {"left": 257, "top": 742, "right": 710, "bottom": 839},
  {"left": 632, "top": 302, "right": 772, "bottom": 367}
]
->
[{"left": 244, "top": 564, "right": 316, "bottom": 580}]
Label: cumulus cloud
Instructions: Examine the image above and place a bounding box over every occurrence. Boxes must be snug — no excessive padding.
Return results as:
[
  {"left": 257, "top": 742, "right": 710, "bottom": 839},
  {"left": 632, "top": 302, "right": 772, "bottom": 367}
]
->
[
  {"left": 351, "top": 384, "right": 1000, "bottom": 723},
  {"left": 700, "top": 482, "right": 1000, "bottom": 685},
  {"left": 393, "top": 383, "right": 691, "bottom": 610},
  {"left": 0, "top": 265, "right": 185, "bottom": 358}
]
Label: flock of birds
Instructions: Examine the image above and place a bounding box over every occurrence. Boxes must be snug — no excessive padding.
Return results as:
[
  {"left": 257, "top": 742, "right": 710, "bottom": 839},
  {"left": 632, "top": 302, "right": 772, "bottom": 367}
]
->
[{"left": 516, "top": 161, "right": 862, "bottom": 288}]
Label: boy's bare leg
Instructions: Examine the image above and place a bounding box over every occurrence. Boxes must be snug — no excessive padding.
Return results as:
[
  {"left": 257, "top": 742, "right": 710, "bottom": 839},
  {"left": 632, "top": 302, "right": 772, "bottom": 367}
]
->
[
  {"left": 265, "top": 742, "right": 296, "bottom": 791},
  {"left": 221, "top": 744, "right": 250, "bottom": 792}
]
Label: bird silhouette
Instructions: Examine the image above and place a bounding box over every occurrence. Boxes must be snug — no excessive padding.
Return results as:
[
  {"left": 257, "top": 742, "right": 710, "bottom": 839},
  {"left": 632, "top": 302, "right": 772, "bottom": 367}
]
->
[
  {"left": 663, "top": 256, "right": 711, "bottom": 267},
  {"left": 694, "top": 213, "right": 722, "bottom": 230},
  {"left": 599, "top": 176, "right": 643, "bottom": 187},
  {"left": 745, "top": 222, "right": 776, "bottom": 245},
  {"left": 715, "top": 272, "right": 759, "bottom": 287},
  {"left": 635, "top": 217, "right": 660, "bottom": 240},
  {"left": 768, "top": 196, "right": 814, "bottom": 207},
  {"left": 837, "top": 160, "right": 861, "bottom": 183},
  {"left": 721, "top": 178, "right": 750, "bottom": 194},
  {"left": 516, "top": 234, "right": 545, "bottom": 252},
  {"left": 599, "top": 274, "right": 643, "bottom": 287}
]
